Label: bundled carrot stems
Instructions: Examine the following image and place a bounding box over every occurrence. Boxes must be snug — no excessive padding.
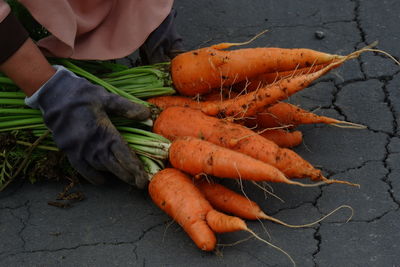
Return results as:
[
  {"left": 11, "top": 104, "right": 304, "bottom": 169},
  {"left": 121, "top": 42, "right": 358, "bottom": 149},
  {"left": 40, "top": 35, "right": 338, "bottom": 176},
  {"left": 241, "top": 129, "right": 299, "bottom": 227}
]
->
[{"left": 0, "top": 60, "right": 173, "bottom": 188}]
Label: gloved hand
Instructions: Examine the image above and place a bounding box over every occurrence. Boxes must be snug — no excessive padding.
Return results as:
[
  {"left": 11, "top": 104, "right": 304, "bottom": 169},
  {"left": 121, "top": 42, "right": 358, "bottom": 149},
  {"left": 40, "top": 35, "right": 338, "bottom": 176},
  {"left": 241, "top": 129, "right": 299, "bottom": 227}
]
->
[
  {"left": 139, "top": 9, "right": 185, "bottom": 64},
  {"left": 26, "top": 66, "right": 151, "bottom": 189}
]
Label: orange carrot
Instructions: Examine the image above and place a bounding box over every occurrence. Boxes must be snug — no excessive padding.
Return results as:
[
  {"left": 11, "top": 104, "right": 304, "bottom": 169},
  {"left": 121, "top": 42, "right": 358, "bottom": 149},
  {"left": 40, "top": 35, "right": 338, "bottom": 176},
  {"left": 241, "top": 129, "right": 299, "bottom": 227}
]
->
[
  {"left": 152, "top": 59, "right": 346, "bottom": 118},
  {"left": 196, "top": 180, "right": 354, "bottom": 229},
  {"left": 201, "top": 88, "right": 239, "bottom": 102},
  {"left": 196, "top": 180, "right": 267, "bottom": 220},
  {"left": 171, "top": 43, "right": 344, "bottom": 96},
  {"left": 148, "top": 95, "right": 202, "bottom": 110},
  {"left": 258, "top": 129, "right": 303, "bottom": 148},
  {"left": 204, "top": 208, "right": 296, "bottom": 266},
  {"left": 154, "top": 106, "right": 356, "bottom": 187},
  {"left": 199, "top": 59, "right": 344, "bottom": 118},
  {"left": 169, "top": 136, "right": 307, "bottom": 186},
  {"left": 232, "top": 63, "right": 330, "bottom": 92},
  {"left": 154, "top": 106, "right": 320, "bottom": 180},
  {"left": 246, "top": 102, "right": 365, "bottom": 129},
  {"left": 206, "top": 209, "right": 247, "bottom": 233},
  {"left": 148, "top": 168, "right": 217, "bottom": 251},
  {"left": 149, "top": 168, "right": 296, "bottom": 265}
]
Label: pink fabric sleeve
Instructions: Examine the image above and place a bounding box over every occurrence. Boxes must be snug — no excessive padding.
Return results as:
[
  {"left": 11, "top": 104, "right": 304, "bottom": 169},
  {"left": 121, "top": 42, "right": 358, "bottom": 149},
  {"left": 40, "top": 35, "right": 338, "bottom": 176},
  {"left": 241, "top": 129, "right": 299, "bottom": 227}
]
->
[
  {"left": 20, "top": 0, "right": 174, "bottom": 60},
  {"left": 0, "top": 0, "right": 11, "bottom": 23}
]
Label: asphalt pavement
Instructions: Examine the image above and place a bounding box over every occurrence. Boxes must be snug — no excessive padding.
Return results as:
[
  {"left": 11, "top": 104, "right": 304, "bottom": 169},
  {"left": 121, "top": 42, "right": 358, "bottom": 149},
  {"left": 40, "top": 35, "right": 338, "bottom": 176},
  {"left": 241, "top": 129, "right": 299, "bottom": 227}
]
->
[{"left": 2, "top": 0, "right": 400, "bottom": 266}]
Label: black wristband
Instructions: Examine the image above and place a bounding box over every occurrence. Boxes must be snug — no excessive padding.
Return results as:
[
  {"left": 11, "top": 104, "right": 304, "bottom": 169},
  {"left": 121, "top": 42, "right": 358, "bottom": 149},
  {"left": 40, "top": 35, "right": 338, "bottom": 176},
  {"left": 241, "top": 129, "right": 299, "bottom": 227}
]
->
[{"left": 0, "top": 12, "right": 29, "bottom": 64}]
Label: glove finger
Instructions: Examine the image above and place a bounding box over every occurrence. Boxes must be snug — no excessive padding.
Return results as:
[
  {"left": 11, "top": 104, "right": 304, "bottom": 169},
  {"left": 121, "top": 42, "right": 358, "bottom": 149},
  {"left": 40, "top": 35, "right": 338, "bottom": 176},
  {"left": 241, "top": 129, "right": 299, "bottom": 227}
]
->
[
  {"left": 69, "top": 158, "right": 108, "bottom": 185},
  {"left": 108, "top": 140, "right": 149, "bottom": 189},
  {"left": 104, "top": 94, "right": 150, "bottom": 121}
]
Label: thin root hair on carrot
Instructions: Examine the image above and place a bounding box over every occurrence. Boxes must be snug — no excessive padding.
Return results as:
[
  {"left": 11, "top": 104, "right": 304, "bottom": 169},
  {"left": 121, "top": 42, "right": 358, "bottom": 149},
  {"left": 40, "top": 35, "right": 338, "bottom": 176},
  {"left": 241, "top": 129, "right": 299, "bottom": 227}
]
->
[
  {"left": 259, "top": 204, "right": 354, "bottom": 228},
  {"left": 233, "top": 169, "right": 272, "bottom": 240},
  {"left": 246, "top": 228, "right": 296, "bottom": 267},
  {"left": 251, "top": 181, "right": 285, "bottom": 203},
  {"left": 210, "top": 29, "right": 269, "bottom": 50},
  {"left": 331, "top": 121, "right": 367, "bottom": 129}
]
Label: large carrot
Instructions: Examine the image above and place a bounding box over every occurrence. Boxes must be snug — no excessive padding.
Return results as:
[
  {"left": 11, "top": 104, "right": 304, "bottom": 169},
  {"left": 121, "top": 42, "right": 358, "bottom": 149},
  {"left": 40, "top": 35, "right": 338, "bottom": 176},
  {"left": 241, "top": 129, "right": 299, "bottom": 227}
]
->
[
  {"left": 152, "top": 58, "right": 347, "bottom": 118},
  {"left": 148, "top": 168, "right": 217, "bottom": 251},
  {"left": 171, "top": 42, "right": 344, "bottom": 96},
  {"left": 246, "top": 102, "right": 365, "bottom": 129},
  {"left": 199, "top": 58, "right": 346, "bottom": 118},
  {"left": 168, "top": 136, "right": 313, "bottom": 186},
  {"left": 154, "top": 106, "right": 356, "bottom": 186},
  {"left": 149, "top": 168, "right": 296, "bottom": 266}
]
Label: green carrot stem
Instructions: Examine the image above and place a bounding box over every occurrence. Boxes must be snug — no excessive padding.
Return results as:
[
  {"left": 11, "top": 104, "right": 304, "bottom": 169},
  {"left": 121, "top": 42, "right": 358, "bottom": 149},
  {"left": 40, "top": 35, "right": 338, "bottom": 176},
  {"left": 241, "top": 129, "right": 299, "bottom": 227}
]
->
[
  {"left": 0, "top": 124, "right": 46, "bottom": 132},
  {"left": 123, "top": 136, "right": 170, "bottom": 150},
  {"left": 126, "top": 88, "right": 175, "bottom": 98},
  {"left": 103, "top": 67, "right": 165, "bottom": 79},
  {"left": 129, "top": 144, "right": 168, "bottom": 159},
  {"left": 0, "top": 77, "right": 15, "bottom": 85},
  {"left": 0, "top": 115, "right": 40, "bottom": 122},
  {"left": 104, "top": 73, "right": 158, "bottom": 83},
  {"left": 0, "top": 92, "right": 25, "bottom": 98},
  {"left": 0, "top": 108, "right": 41, "bottom": 115},
  {"left": 139, "top": 155, "right": 162, "bottom": 178},
  {"left": 0, "top": 99, "right": 25, "bottom": 105},
  {"left": 117, "top": 126, "right": 169, "bottom": 143},
  {"left": 59, "top": 59, "right": 150, "bottom": 107},
  {"left": 0, "top": 117, "right": 44, "bottom": 128}
]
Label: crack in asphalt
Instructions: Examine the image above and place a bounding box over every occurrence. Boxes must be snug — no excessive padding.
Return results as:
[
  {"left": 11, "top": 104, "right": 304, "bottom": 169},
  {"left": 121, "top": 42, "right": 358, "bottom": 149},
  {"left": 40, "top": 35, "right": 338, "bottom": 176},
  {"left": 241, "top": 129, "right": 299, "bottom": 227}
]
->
[
  {"left": 0, "top": 221, "right": 164, "bottom": 261},
  {"left": 13, "top": 201, "right": 30, "bottom": 252},
  {"left": 311, "top": 225, "right": 321, "bottom": 267},
  {"left": 350, "top": 0, "right": 368, "bottom": 79},
  {"left": 380, "top": 78, "right": 400, "bottom": 207}
]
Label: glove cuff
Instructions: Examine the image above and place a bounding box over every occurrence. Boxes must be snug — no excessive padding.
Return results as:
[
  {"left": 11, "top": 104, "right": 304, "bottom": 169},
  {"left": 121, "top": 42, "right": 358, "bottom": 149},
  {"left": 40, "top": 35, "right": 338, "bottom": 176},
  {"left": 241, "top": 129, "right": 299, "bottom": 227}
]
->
[{"left": 24, "top": 65, "right": 76, "bottom": 109}]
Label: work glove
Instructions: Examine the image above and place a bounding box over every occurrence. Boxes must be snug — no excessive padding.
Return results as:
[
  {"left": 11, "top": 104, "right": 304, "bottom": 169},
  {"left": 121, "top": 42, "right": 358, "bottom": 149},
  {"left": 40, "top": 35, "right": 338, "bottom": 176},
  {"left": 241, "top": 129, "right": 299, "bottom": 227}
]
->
[
  {"left": 25, "top": 66, "right": 151, "bottom": 189},
  {"left": 139, "top": 9, "right": 185, "bottom": 64}
]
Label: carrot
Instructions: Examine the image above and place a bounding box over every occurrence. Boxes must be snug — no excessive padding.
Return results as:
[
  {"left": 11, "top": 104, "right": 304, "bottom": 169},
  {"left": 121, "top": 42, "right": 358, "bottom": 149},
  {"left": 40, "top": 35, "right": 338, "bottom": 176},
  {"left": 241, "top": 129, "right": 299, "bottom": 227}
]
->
[
  {"left": 197, "top": 179, "right": 354, "bottom": 229},
  {"left": 199, "top": 58, "right": 345, "bottom": 118},
  {"left": 232, "top": 63, "right": 330, "bottom": 92},
  {"left": 154, "top": 106, "right": 357, "bottom": 186},
  {"left": 148, "top": 168, "right": 217, "bottom": 251},
  {"left": 201, "top": 88, "right": 239, "bottom": 102},
  {"left": 246, "top": 102, "right": 366, "bottom": 129},
  {"left": 196, "top": 179, "right": 267, "bottom": 220},
  {"left": 205, "top": 209, "right": 296, "bottom": 266},
  {"left": 171, "top": 42, "right": 344, "bottom": 96},
  {"left": 148, "top": 95, "right": 203, "bottom": 110},
  {"left": 154, "top": 106, "right": 318, "bottom": 179},
  {"left": 152, "top": 58, "right": 347, "bottom": 118},
  {"left": 258, "top": 129, "right": 303, "bottom": 148},
  {"left": 206, "top": 209, "right": 248, "bottom": 233},
  {"left": 149, "top": 168, "right": 296, "bottom": 266},
  {"left": 169, "top": 136, "right": 311, "bottom": 186}
]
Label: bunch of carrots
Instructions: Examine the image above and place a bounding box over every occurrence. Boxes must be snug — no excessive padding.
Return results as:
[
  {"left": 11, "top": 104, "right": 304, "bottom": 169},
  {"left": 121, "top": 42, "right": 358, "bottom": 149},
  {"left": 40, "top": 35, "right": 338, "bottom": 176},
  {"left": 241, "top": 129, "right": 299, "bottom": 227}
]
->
[
  {"left": 144, "top": 38, "right": 375, "bottom": 265},
  {"left": 3, "top": 34, "right": 393, "bottom": 265}
]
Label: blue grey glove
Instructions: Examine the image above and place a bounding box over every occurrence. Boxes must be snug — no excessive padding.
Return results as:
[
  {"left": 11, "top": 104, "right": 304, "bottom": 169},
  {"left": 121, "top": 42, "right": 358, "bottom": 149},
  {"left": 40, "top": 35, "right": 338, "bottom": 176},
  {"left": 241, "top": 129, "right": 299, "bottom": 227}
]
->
[{"left": 26, "top": 66, "right": 151, "bottom": 189}]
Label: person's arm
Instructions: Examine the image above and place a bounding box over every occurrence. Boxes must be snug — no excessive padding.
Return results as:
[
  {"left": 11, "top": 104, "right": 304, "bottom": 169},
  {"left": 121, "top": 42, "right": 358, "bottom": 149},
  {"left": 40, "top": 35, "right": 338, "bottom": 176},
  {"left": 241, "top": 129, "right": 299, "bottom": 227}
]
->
[
  {"left": 0, "top": 9, "right": 55, "bottom": 96},
  {"left": 0, "top": 11, "right": 151, "bottom": 189},
  {"left": 0, "top": 38, "right": 55, "bottom": 96}
]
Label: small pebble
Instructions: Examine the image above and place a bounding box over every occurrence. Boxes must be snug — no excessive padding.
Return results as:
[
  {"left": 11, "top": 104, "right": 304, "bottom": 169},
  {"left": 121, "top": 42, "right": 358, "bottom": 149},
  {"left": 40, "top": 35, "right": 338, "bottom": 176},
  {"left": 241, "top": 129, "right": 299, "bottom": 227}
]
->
[{"left": 315, "top": 31, "right": 325, "bottom": 40}]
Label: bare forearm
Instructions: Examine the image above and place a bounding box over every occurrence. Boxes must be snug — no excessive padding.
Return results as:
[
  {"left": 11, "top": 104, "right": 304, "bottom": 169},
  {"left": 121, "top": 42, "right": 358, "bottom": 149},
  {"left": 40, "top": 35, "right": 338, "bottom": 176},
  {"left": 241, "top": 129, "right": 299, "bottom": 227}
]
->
[{"left": 0, "top": 38, "right": 55, "bottom": 96}]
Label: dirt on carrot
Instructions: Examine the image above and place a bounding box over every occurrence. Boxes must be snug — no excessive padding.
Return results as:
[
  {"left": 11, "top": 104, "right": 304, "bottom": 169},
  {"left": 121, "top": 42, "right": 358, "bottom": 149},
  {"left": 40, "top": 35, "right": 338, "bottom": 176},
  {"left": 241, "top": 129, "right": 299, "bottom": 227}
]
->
[
  {"left": 148, "top": 168, "right": 217, "bottom": 251},
  {"left": 171, "top": 44, "right": 343, "bottom": 96}
]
